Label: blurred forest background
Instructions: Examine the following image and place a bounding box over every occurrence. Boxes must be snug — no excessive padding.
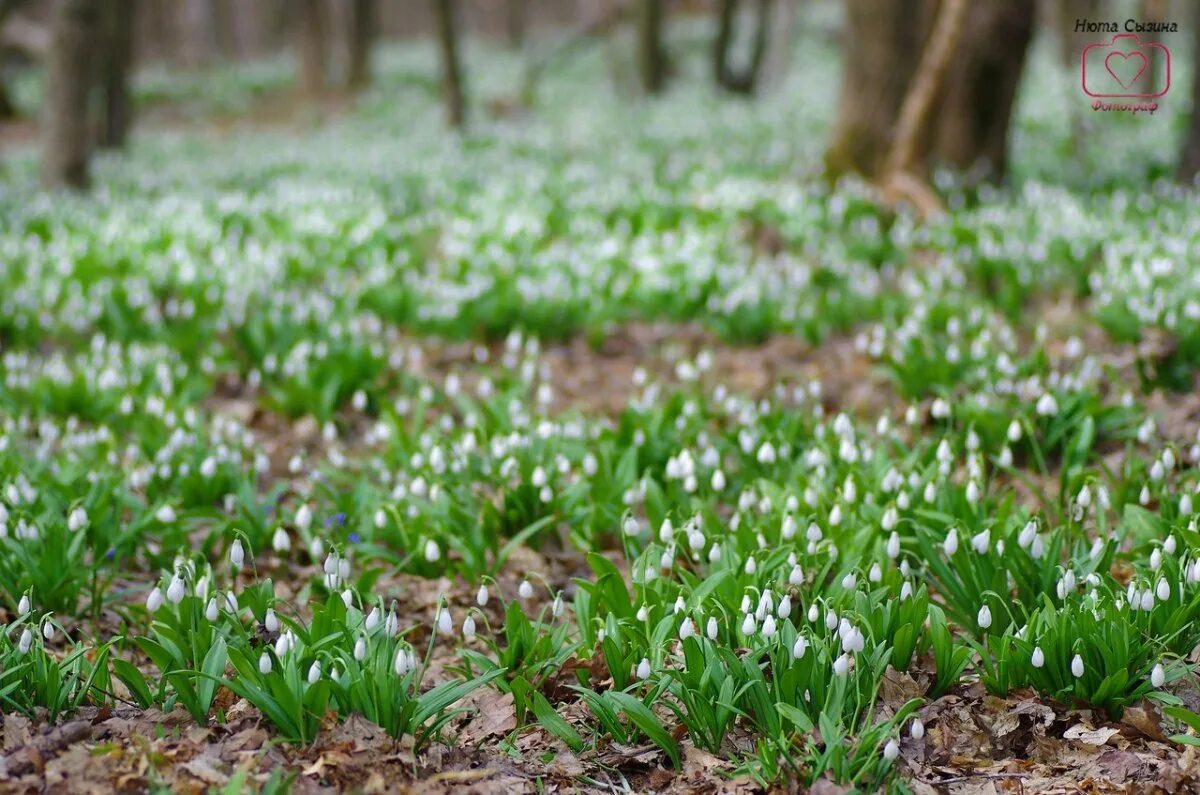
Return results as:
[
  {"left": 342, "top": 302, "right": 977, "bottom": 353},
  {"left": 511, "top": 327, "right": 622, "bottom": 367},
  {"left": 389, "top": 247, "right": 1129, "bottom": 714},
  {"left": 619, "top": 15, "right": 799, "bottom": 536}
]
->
[{"left": 0, "top": 0, "right": 1198, "bottom": 196}]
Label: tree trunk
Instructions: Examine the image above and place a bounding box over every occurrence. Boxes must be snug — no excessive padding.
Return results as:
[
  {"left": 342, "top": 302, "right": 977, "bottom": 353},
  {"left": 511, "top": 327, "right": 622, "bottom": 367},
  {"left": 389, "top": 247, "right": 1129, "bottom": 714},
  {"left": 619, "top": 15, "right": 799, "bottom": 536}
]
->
[
  {"left": 825, "top": 0, "right": 1032, "bottom": 183},
  {"left": 297, "top": 0, "right": 326, "bottom": 96},
  {"left": 179, "top": 0, "right": 213, "bottom": 67},
  {"left": 433, "top": 0, "right": 465, "bottom": 128},
  {"left": 925, "top": 0, "right": 1034, "bottom": 179},
  {"left": 212, "top": 0, "right": 237, "bottom": 56},
  {"left": 713, "top": 0, "right": 773, "bottom": 95},
  {"left": 763, "top": 0, "right": 798, "bottom": 86},
  {"left": 505, "top": 0, "right": 525, "bottom": 49},
  {"left": 1178, "top": 8, "right": 1200, "bottom": 181},
  {"left": 98, "top": 0, "right": 135, "bottom": 149},
  {"left": 824, "top": 0, "right": 931, "bottom": 178},
  {"left": 0, "top": 81, "right": 15, "bottom": 120},
  {"left": 636, "top": 0, "right": 666, "bottom": 94},
  {"left": 42, "top": 0, "right": 100, "bottom": 189},
  {"left": 346, "top": 0, "right": 373, "bottom": 90}
]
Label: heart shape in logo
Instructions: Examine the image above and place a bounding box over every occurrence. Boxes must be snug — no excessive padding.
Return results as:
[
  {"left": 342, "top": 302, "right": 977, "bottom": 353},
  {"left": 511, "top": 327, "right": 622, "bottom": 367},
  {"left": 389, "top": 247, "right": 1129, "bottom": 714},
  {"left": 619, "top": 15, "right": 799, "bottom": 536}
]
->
[{"left": 1104, "top": 50, "right": 1148, "bottom": 89}]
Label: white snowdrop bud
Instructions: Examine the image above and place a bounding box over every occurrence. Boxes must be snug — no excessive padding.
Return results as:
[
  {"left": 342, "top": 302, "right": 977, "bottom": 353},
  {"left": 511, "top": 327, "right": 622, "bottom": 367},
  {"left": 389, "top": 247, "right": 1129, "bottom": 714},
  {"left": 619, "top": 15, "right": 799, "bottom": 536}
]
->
[
  {"left": 308, "top": 661, "right": 321, "bottom": 684},
  {"left": 706, "top": 616, "right": 719, "bottom": 640},
  {"left": 744, "top": 556, "right": 757, "bottom": 575},
  {"left": 462, "top": 615, "right": 476, "bottom": 639},
  {"left": 1036, "top": 393, "right": 1058, "bottom": 417},
  {"left": 354, "top": 636, "right": 367, "bottom": 661},
  {"left": 18, "top": 594, "right": 31, "bottom": 614},
  {"left": 518, "top": 580, "right": 534, "bottom": 599},
  {"left": 1151, "top": 663, "right": 1165, "bottom": 688},
  {"left": 792, "top": 634, "right": 808, "bottom": 659},
  {"left": 900, "top": 581, "right": 913, "bottom": 600},
  {"left": 146, "top": 587, "right": 164, "bottom": 613},
  {"left": 155, "top": 504, "right": 176, "bottom": 524},
  {"left": 674, "top": 596, "right": 686, "bottom": 614},
  {"left": 910, "top": 718, "right": 925, "bottom": 739},
  {"left": 1140, "top": 485, "right": 1151, "bottom": 505},
  {"left": 711, "top": 470, "right": 726, "bottom": 491},
  {"left": 833, "top": 654, "right": 850, "bottom": 676},
  {"left": 931, "top": 398, "right": 950, "bottom": 419},
  {"left": 887, "top": 532, "right": 901, "bottom": 559},
  {"left": 230, "top": 539, "right": 245, "bottom": 569},
  {"left": 264, "top": 608, "right": 279, "bottom": 633},
  {"left": 1151, "top": 548, "right": 1163, "bottom": 570},
  {"left": 757, "top": 441, "right": 776, "bottom": 464},
  {"left": 782, "top": 514, "right": 797, "bottom": 540},
  {"left": 623, "top": 516, "right": 640, "bottom": 537},
  {"left": 205, "top": 597, "right": 219, "bottom": 622},
  {"left": 971, "top": 529, "right": 990, "bottom": 555},
  {"left": 1181, "top": 495, "right": 1194, "bottom": 516},
  {"left": 385, "top": 610, "right": 399, "bottom": 637},
  {"left": 965, "top": 481, "right": 980, "bottom": 504},
  {"left": 1071, "top": 654, "right": 1084, "bottom": 678},
  {"left": 295, "top": 504, "right": 312, "bottom": 532},
  {"left": 1018, "top": 520, "right": 1037, "bottom": 548},
  {"left": 274, "top": 633, "right": 291, "bottom": 656},
  {"left": 17, "top": 627, "right": 33, "bottom": 654},
  {"left": 1165, "top": 535, "right": 1178, "bottom": 555},
  {"left": 42, "top": 621, "right": 55, "bottom": 641},
  {"left": 636, "top": 658, "right": 651, "bottom": 680},
  {"left": 476, "top": 584, "right": 489, "bottom": 607},
  {"left": 679, "top": 617, "right": 695, "bottom": 640},
  {"left": 778, "top": 595, "right": 792, "bottom": 618},
  {"left": 829, "top": 505, "right": 843, "bottom": 526},
  {"left": 365, "top": 606, "right": 383, "bottom": 632},
  {"left": 1140, "top": 589, "right": 1155, "bottom": 611},
  {"left": 68, "top": 506, "right": 88, "bottom": 532},
  {"left": 883, "top": 739, "right": 900, "bottom": 762},
  {"left": 1157, "top": 578, "right": 1171, "bottom": 601},
  {"left": 762, "top": 615, "right": 777, "bottom": 637},
  {"left": 1031, "top": 646, "right": 1045, "bottom": 668},
  {"left": 552, "top": 594, "right": 564, "bottom": 617},
  {"left": 1007, "top": 420, "right": 1022, "bottom": 443},
  {"left": 374, "top": 509, "right": 387, "bottom": 529},
  {"left": 708, "top": 543, "right": 722, "bottom": 563},
  {"left": 437, "top": 607, "right": 453, "bottom": 635},
  {"left": 272, "top": 527, "right": 291, "bottom": 553},
  {"left": 259, "top": 653, "right": 273, "bottom": 674},
  {"left": 789, "top": 564, "right": 804, "bottom": 585},
  {"left": 977, "top": 605, "right": 992, "bottom": 629},
  {"left": 943, "top": 529, "right": 958, "bottom": 556},
  {"left": 166, "top": 575, "right": 186, "bottom": 605},
  {"left": 842, "top": 572, "right": 857, "bottom": 590},
  {"left": 741, "top": 613, "right": 756, "bottom": 635},
  {"left": 924, "top": 482, "right": 937, "bottom": 503},
  {"left": 825, "top": 609, "right": 839, "bottom": 630},
  {"left": 424, "top": 539, "right": 441, "bottom": 562},
  {"left": 808, "top": 604, "right": 819, "bottom": 622},
  {"left": 1076, "top": 485, "right": 1091, "bottom": 508}
]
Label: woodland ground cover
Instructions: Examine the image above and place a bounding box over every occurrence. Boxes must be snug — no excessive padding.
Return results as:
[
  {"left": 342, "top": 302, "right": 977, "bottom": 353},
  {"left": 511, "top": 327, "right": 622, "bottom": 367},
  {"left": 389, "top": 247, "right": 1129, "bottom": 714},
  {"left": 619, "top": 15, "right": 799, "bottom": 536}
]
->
[{"left": 1, "top": 9, "right": 1200, "bottom": 794}]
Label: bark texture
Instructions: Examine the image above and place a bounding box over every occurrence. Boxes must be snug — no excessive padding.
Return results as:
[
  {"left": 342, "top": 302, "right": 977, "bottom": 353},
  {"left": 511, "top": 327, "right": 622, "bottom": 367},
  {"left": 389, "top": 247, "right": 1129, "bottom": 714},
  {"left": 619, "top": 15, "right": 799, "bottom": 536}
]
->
[
  {"left": 297, "top": 0, "right": 326, "bottom": 96},
  {"left": 433, "top": 0, "right": 465, "bottom": 128},
  {"left": 98, "top": 0, "right": 135, "bottom": 149},
  {"left": 42, "top": 0, "right": 101, "bottom": 189},
  {"left": 713, "top": 0, "right": 773, "bottom": 95},
  {"left": 636, "top": 0, "right": 666, "bottom": 94},
  {"left": 1178, "top": 5, "right": 1200, "bottom": 181},
  {"left": 346, "top": 0, "right": 374, "bottom": 90}
]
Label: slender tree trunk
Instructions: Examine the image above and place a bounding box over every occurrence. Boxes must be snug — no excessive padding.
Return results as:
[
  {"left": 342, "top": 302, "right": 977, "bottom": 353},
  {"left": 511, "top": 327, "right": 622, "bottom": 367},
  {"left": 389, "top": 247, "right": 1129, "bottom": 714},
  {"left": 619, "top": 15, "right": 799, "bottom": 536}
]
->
[
  {"left": 346, "top": 0, "right": 373, "bottom": 90},
  {"left": 433, "top": 0, "right": 465, "bottom": 128},
  {"left": 763, "top": 0, "right": 798, "bottom": 86},
  {"left": 297, "top": 0, "right": 327, "bottom": 96},
  {"left": 98, "top": 0, "right": 135, "bottom": 149},
  {"left": 505, "top": 0, "right": 525, "bottom": 49},
  {"left": 0, "top": 81, "right": 15, "bottom": 120},
  {"left": 212, "top": 0, "right": 237, "bottom": 56},
  {"left": 925, "top": 0, "right": 1034, "bottom": 178},
  {"left": 636, "top": 0, "right": 666, "bottom": 94},
  {"left": 713, "top": 0, "right": 773, "bottom": 94},
  {"left": 179, "top": 0, "right": 213, "bottom": 67},
  {"left": 43, "top": 0, "right": 100, "bottom": 189},
  {"left": 824, "top": 0, "right": 930, "bottom": 178},
  {"left": 1178, "top": 9, "right": 1200, "bottom": 181},
  {"left": 826, "top": 0, "right": 1032, "bottom": 183}
]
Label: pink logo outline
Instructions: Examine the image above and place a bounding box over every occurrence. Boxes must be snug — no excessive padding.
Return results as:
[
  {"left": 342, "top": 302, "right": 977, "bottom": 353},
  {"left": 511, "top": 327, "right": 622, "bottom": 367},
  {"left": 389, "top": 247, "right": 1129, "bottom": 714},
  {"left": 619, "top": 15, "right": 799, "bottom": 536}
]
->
[{"left": 1081, "top": 33, "right": 1170, "bottom": 98}]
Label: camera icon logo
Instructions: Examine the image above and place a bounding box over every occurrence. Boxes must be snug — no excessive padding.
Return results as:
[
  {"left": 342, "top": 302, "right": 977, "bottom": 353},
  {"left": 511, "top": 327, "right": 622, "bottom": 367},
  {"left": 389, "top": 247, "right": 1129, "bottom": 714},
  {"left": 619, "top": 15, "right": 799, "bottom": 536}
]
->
[{"left": 1081, "top": 33, "right": 1170, "bottom": 98}]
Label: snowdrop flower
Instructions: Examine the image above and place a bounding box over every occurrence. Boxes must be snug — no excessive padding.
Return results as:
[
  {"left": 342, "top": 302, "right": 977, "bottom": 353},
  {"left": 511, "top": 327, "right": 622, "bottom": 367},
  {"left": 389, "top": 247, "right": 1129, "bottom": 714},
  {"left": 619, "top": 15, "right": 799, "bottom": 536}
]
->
[
  {"left": 1156, "top": 578, "right": 1171, "bottom": 601},
  {"left": 756, "top": 441, "right": 776, "bottom": 464},
  {"left": 1007, "top": 420, "right": 1022, "bottom": 443},
  {"left": 259, "top": 653, "right": 273, "bottom": 674},
  {"left": 977, "top": 605, "right": 992, "bottom": 629},
  {"left": 272, "top": 527, "right": 290, "bottom": 553},
  {"left": 706, "top": 616, "right": 719, "bottom": 639},
  {"left": 462, "top": 615, "right": 476, "bottom": 639},
  {"left": 931, "top": 398, "right": 950, "bottom": 419},
  {"left": 1165, "top": 535, "right": 1178, "bottom": 555},
  {"left": 166, "top": 575, "right": 186, "bottom": 605},
  {"left": 68, "top": 506, "right": 88, "bottom": 532},
  {"left": 18, "top": 594, "right": 30, "bottom": 615},
  {"left": 623, "top": 516, "right": 640, "bottom": 537},
  {"left": 308, "top": 661, "right": 321, "bottom": 684},
  {"left": 971, "top": 529, "right": 990, "bottom": 555},
  {"left": 42, "top": 622, "right": 55, "bottom": 641},
  {"left": 636, "top": 658, "right": 651, "bottom": 680},
  {"left": 155, "top": 504, "right": 176, "bottom": 523},
  {"left": 887, "top": 532, "right": 901, "bottom": 559},
  {"left": 424, "top": 539, "right": 441, "bottom": 563},
  {"left": 146, "top": 587, "right": 165, "bottom": 613},
  {"left": 777, "top": 595, "right": 792, "bottom": 619},
  {"left": 295, "top": 504, "right": 312, "bottom": 532},
  {"left": 18, "top": 628, "right": 32, "bottom": 654},
  {"left": 1071, "top": 654, "right": 1084, "bottom": 678},
  {"left": 1031, "top": 646, "right": 1045, "bottom": 668},
  {"left": 230, "top": 539, "right": 245, "bottom": 569},
  {"left": 274, "top": 633, "right": 291, "bottom": 656},
  {"left": 1151, "top": 663, "right": 1165, "bottom": 688},
  {"left": 832, "top": 654, "right": 850, "bottom": 676},
  {"left": 205, "top": 597, "right": 219, "bottom": 622},
  {"left": 679, "top": 617, "right": 695, "bottom": 640},
  {"left": 792, "top": 634, "right": 808, "bottom": 659},
  {"left": 264, "top": 608, "right": 279, "bottom": 633},
  {"left": 476, "top": 584, "right": 489, "bottom": 607},
  {"left": 965, "top": 480, "right": 980, "bottom": 505},
  {"left": 943, "top": 529, "right": 958, "bottom": 556},
  {"left": 741, "top": 613, "right": 756, "bottom": 635},
  {"left": 1036, "top": 393, "right": 1058, "bottom": 417},
  {"left": 365, "top": 606, "right": 382, "bottom": 632},
  {"left": 744, "top": 556, "right": 757, "bottom": 575},
  {"left": 518, "top": 580, "right": 533, "bottom": 599},
  {"left": 354, "top": 636, "right": 367, "bottom": 661},
  {"left": 394, "top": 647, "right": 414, "bottom": 675},
  {"left": 384, "top": 610, "right": 399, "bottom": 637},
  {"left": 883, "top": 739, "right": 900, "bottom": 761},
  {"left": 761, "top": 615, "right": 777, "bottom": 637},
  {"left": 824, "top": 609, "right": 838, "bottom": 631},
  {"left": 910, "top": 718, "right": 925, "bottom": 739},
  {"left": 711, "top": 470, "right": 726, "bottom": 491},
  {"left": 552, "top": 594, "right": 564, "bottom": 618},
  {"left": 437, "top": 607, "right": 453, "bottom": 635}
]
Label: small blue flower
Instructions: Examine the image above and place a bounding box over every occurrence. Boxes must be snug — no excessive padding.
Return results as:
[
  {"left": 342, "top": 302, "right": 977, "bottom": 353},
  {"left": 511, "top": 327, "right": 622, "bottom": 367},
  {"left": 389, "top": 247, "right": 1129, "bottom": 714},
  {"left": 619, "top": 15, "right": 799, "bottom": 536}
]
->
[{"left": 349, "top": 532, "right": 362, "bottom": 543}]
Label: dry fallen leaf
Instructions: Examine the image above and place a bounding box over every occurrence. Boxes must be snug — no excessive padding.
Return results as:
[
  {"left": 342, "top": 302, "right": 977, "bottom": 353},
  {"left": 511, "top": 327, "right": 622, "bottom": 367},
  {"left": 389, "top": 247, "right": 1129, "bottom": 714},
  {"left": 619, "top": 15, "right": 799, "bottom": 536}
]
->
[{"left": 1063, "top": 723, "right": 1121, "bottom": 747}]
